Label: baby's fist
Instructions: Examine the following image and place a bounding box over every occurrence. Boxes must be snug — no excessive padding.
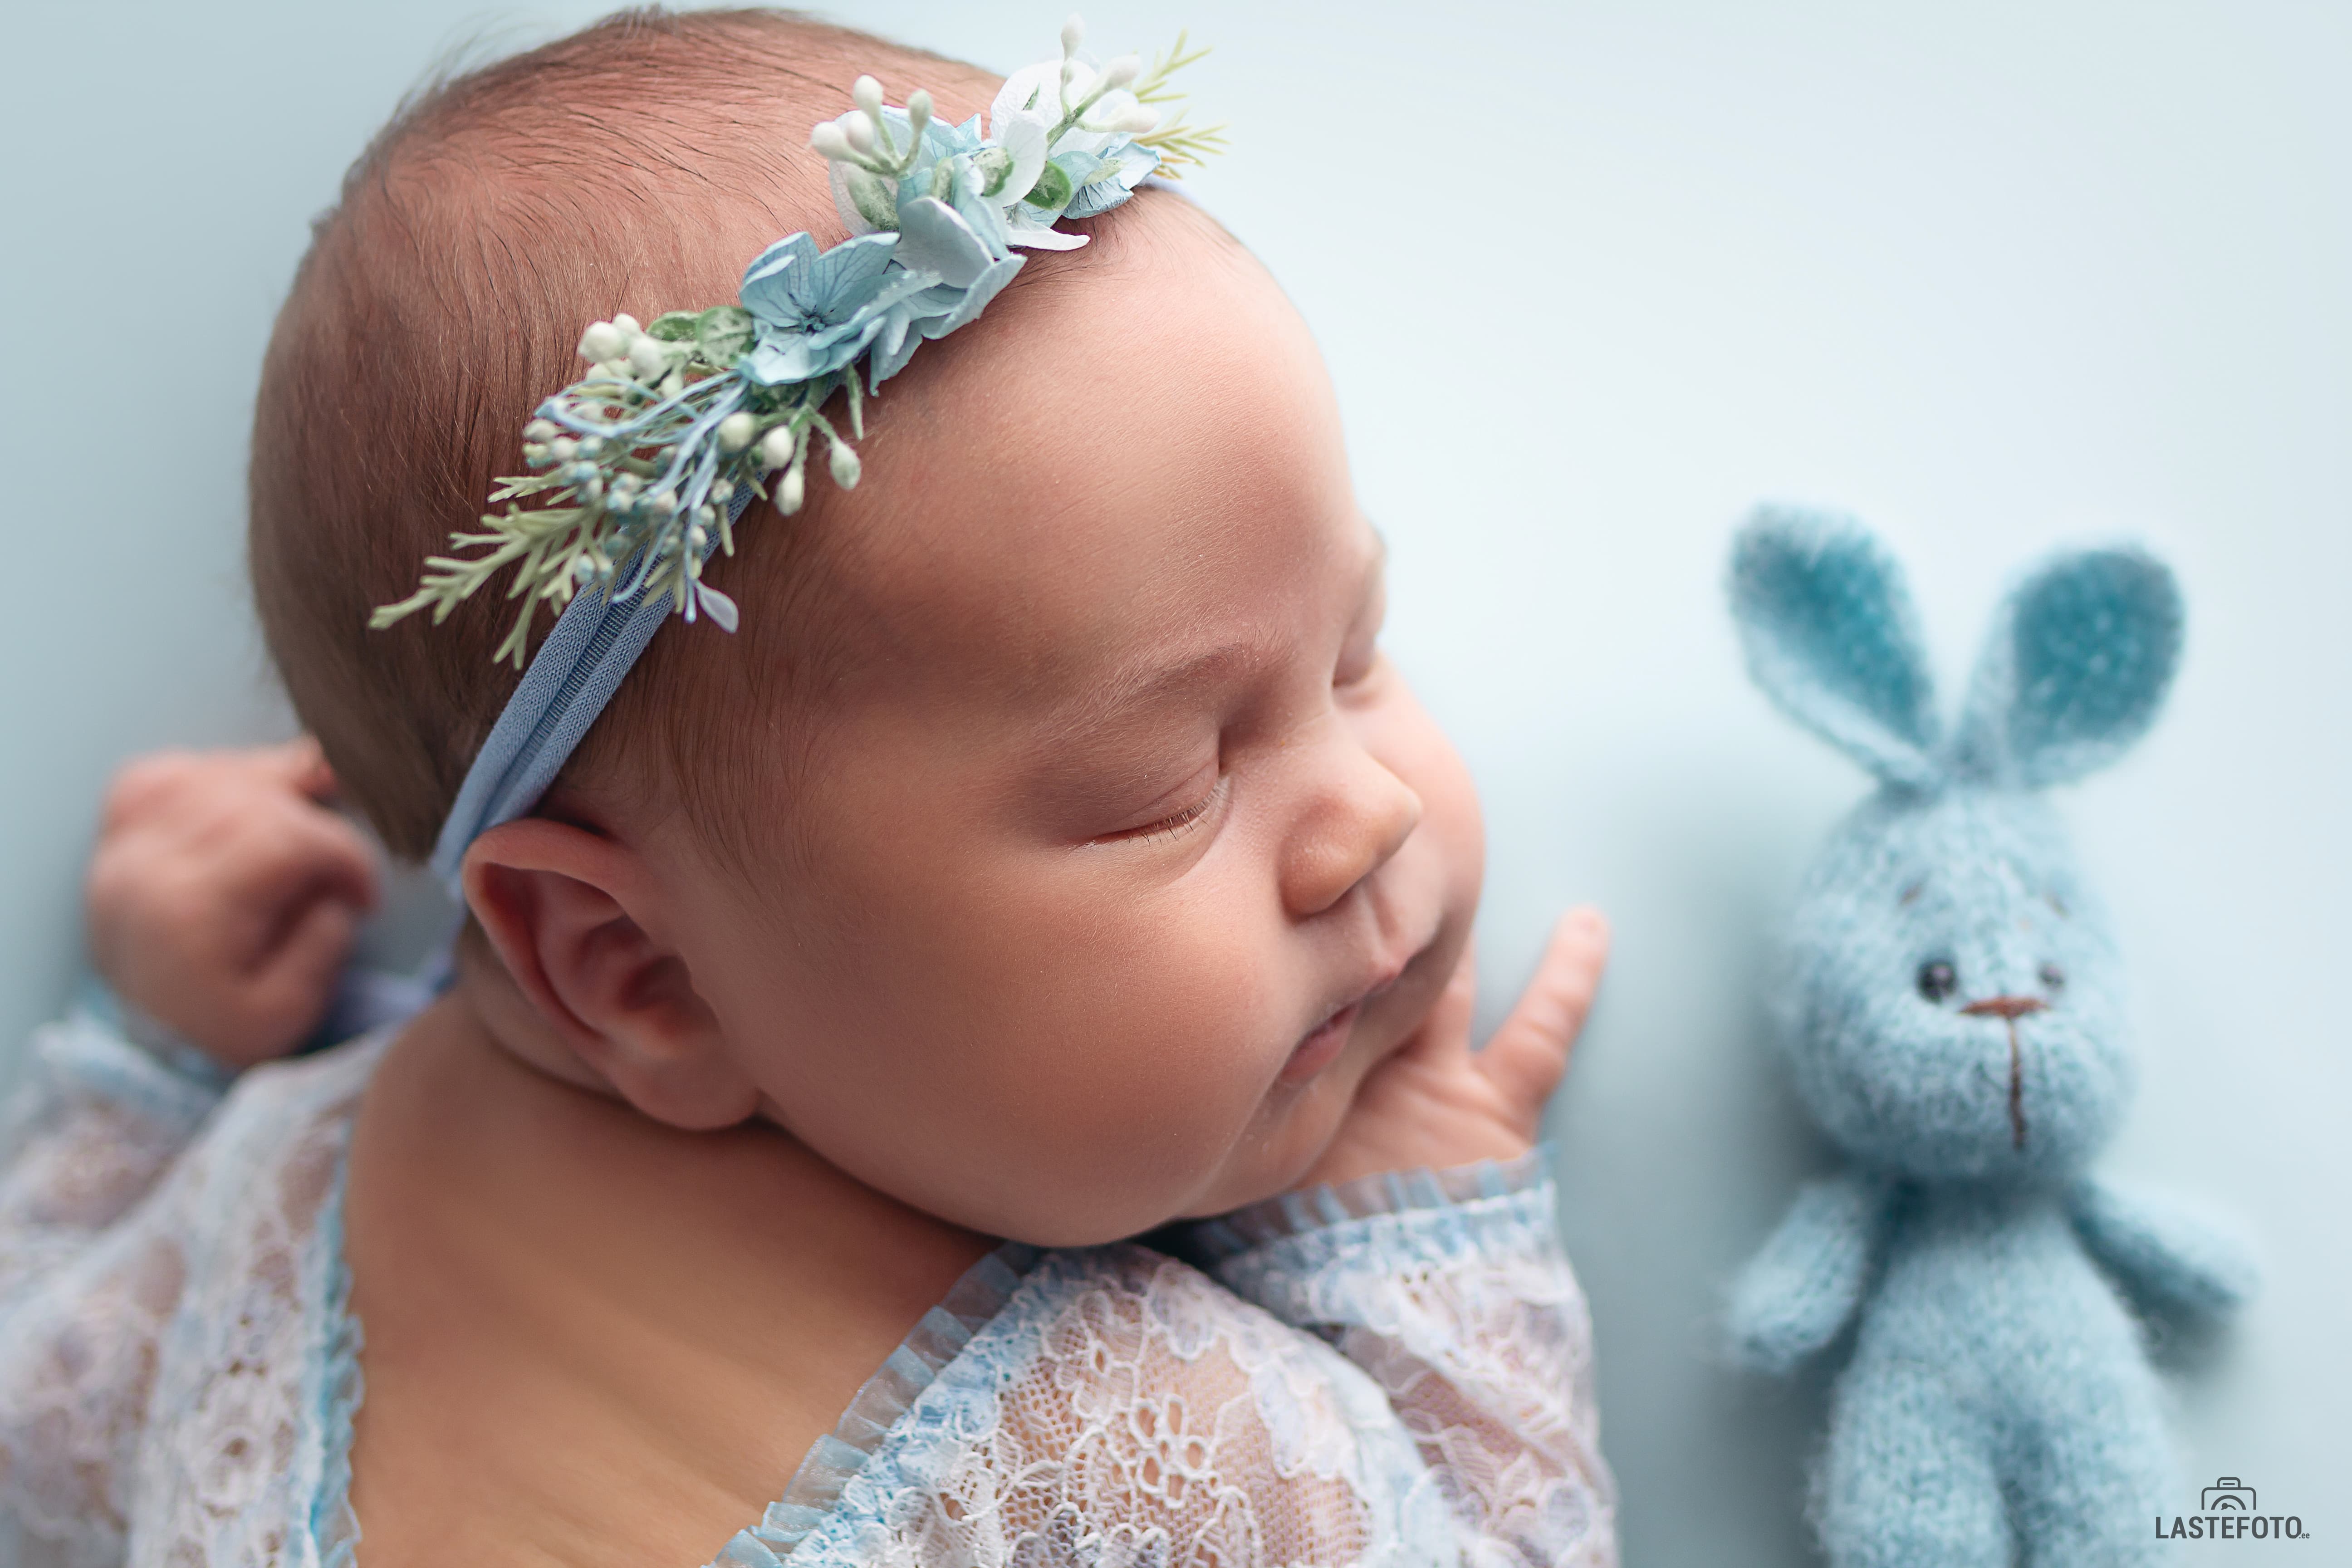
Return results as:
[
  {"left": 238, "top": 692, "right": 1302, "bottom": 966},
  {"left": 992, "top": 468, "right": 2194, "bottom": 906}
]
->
[{"left": 86, "top": 740, "right": 378, "bottom": 1069}]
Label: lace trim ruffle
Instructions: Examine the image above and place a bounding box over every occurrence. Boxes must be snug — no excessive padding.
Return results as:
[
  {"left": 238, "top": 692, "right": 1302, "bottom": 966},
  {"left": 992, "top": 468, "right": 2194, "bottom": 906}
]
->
[
  {"left": 21, "top": 1007, "right": 228, "bottom": 1142},
  {"left": 715, "top": 1240, "right": 1044, "bottom": 1565},
  {"left": 69, "top": 984, "right": 239, "bottom": 1098},
  {"left": 309, "top": 1152, "right": 365, "bottom": 1568},
  {"left": 1183, "top": 1146, "right": 1553, "bottom": 1265}
]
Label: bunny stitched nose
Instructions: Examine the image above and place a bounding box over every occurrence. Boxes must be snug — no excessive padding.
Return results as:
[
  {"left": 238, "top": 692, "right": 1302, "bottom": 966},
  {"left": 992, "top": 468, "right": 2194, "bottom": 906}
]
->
[
  {"left": 1960, "top": 995, "right": 2048, "bottom": 1020},
  {"left": 1958, "top": 996, "right": 2044, "bottom": 1151}
]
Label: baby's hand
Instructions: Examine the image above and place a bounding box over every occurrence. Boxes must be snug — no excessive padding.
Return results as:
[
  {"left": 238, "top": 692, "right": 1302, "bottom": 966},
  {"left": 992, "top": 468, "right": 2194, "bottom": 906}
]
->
[
  {"left": 85, "top": 740, "right": 379, "bottom": 1069},
  {"left": 1295, "top": 909, "right": 1610, "bottom": 1190}
]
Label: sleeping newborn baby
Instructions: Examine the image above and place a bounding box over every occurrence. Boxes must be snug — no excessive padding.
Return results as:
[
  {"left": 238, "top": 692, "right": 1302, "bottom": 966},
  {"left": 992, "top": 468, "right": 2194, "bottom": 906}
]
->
[{"left": 0, "top": 10, "right": 1617, "bottom": 1566}]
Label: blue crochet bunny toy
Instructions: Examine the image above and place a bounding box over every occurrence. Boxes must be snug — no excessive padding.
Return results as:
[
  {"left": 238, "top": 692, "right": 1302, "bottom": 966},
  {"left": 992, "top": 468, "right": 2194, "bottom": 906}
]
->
[{"left": 1723, "top": 510, "right": 2256, "bottom": 1567}]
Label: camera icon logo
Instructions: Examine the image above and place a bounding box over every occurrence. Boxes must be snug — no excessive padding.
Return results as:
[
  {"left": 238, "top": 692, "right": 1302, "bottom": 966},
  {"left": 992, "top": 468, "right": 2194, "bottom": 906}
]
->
[{"left": 2202, "top": 1478, "right": 2258, "bottom": 1512}]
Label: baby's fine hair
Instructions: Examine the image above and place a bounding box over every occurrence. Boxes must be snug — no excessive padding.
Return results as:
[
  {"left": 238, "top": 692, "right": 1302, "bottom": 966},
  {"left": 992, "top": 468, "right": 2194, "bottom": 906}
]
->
[{"left": 249, "top": 8, "right": 1004, "bottom": 863}]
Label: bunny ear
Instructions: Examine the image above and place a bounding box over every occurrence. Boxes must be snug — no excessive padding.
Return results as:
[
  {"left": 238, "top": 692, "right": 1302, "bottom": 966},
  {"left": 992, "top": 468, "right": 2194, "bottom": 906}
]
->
[
  {"left": 1952, "top": 546, "right": 2182, "bottom": 788},
  {"left": 1730, "top": 508, "right": 1942, "bottom": 788}
]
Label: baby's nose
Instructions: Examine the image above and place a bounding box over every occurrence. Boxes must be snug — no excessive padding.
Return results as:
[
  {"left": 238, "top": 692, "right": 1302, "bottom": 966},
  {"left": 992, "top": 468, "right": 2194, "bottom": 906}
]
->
[{"left": 1959, "top": 995, "right": 2048, "bottom": 1020}]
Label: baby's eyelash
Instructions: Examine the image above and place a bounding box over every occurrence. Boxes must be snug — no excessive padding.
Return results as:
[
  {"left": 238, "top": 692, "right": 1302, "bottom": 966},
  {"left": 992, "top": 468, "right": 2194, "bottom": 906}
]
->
[
  {"left": 1138, "top": 798, "right": 1212, "bottom": 842},
  {"left": 1099, "top": 776, "right": 1225, "bottom": 846}
]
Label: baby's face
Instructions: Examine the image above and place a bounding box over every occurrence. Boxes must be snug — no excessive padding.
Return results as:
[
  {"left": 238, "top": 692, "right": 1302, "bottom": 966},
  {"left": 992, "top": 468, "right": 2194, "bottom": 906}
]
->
[{"left": 642, "top": 213, "right": 1482, "bottom": 1245}]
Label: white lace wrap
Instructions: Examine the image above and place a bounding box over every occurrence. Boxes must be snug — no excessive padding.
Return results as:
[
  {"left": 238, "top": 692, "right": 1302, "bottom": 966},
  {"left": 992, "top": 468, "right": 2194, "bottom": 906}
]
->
[
  {"left": 0, "top": 1016, "right": 373, "bottom": 1568},
  {"left": 0, "top": 1013, "right": 1614, "bottom": 1567}
]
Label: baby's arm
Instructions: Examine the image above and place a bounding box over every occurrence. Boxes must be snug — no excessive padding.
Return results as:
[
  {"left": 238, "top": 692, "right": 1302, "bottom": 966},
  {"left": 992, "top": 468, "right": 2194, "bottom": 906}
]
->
[
  {"left": 3, "top": 741, "right": 374, "bottom": 1301},
  {"left": 2068, "top": 1175, "right": 2257, "bottom": 1327},
  {"left": 0, "top": 1013, "right": 226, "bottom": 1309},
  {"left": 1194, "top": 1155, "right": 1615, "bottom": 1564},
  {"left": 1193, "top": 912, "right": 1618, "bottom": 1562},
  {"left": 1724, "top": 1171, "right": 1897, "bottom": 1375}
]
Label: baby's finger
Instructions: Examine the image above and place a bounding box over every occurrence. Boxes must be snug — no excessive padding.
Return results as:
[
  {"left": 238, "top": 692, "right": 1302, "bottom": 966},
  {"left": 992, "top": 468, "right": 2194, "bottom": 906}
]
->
[
  {"left": 99, "top": 749, "right": 200, "bottom": 828},
  {"left": 255, "top": 737, "right": 339, "bottom": 803},
  {"left": 1475, "top": 908, "right": 1611, "bottom": 1122},
  {"left": 230, "top": 895, "right": 363, "bottom": 1061},
  {"left": 230, "top": 803, "right": 382, "bottom": 921},
  {"left": 198, "top": 822, "right": 376, "bottom": 994},
  {"left": 292, "top": 809, "right": 380, "bottom": 913}
]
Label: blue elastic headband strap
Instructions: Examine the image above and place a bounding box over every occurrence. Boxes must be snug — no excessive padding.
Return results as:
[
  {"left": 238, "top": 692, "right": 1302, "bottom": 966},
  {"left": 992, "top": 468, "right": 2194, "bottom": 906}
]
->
[{"left": 427, "top": 486, "right": 755, "bottom": 898}]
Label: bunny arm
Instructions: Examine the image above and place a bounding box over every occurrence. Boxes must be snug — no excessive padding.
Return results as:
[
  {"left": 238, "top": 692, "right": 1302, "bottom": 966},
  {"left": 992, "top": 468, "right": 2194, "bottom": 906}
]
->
[
  {"left": 1725, "top": 1170, "right": 1897, "bottom": 1376},
  {"left": 2068, "top": 1175, "right": 2258, "bottom": 1326}
]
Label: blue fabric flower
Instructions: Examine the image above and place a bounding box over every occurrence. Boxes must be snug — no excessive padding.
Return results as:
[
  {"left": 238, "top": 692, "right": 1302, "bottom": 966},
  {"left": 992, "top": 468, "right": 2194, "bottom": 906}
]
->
[
  {"left": 864, "top": 257, "right": 1024, "bottom": 386},
  {"left": 735, "top": 33, "right": 1186, "bottom": 392},
  {"left": 739, "top": 231, "right": 936, "bottom": 385},
  {"left": 861, "top": 198, "right": 1025, "bottom": 385},
  {"left": 1062, "top": 137, "right": 1159, "bottom": 219},
  {"left": 918, "top": 112, "right": 985, "bottom": 161},
  {"left": 892, "top": 196, "right": 1000, "bottom": 288}
]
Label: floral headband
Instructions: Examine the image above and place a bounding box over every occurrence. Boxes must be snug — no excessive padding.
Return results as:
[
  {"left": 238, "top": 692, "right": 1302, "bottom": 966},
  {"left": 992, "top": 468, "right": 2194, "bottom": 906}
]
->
[{"left": 366, "top": 17, "right": 1222, "bottom": 892}]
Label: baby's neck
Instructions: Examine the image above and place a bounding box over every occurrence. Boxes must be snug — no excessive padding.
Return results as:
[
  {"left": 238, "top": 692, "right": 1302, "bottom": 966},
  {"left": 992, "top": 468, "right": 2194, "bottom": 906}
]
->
[{"left": 340, "top": 990, "right": 991, "bottom": 1566}]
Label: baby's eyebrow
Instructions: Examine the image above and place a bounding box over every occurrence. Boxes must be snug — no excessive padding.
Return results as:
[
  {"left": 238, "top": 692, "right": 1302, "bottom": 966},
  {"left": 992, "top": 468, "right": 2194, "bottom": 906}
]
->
[
  {"left": 1034, "top": 641, "right": 1269, "bottom": 754},
  {"left": 1027, "top": 526, "right": 1382, "bottom": 758}
]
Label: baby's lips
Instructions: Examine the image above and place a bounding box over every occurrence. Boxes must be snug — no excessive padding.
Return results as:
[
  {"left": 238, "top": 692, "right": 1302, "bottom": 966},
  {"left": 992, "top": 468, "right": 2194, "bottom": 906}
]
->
[
  {"left": 1279, "top": 999, "right": 1362, "bottom": 1084},
  {"left": 1280, "top": 952, "right": 1410, "bottom": 1085}
]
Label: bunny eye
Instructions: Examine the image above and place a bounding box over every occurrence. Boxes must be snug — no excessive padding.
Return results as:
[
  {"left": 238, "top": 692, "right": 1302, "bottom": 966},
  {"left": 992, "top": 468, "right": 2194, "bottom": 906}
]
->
[
  {"left": 1916, "top": 960, "right": 1958, "bottom": 1004},
  {"left": 2038, "top": 962, "right": 2067, "bottom": 994}
]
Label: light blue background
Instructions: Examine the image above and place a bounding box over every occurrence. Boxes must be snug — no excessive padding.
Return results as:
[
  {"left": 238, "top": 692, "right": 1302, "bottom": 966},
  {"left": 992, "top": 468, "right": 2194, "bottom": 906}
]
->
[{"left": 3, "top": 1, "right": 2343, "bottom": 1560}]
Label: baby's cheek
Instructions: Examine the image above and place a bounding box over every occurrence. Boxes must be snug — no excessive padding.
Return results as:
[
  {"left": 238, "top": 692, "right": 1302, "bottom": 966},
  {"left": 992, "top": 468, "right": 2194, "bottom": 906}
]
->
[
  {"left": 968, "top": 893, "right": 1292, "bottom": 1236},
  {"left": 765, "top": 788, "right": 1318, "bottom": 1240},
  {"left": 1066, "top": 957, "right": 1276, "bottom": 1141}
]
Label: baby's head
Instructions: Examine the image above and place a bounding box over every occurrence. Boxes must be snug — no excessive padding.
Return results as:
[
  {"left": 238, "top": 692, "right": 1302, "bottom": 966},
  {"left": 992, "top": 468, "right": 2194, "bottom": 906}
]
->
[{"left": 252, "top": 9, "right": 1483, "bottom": 1246}]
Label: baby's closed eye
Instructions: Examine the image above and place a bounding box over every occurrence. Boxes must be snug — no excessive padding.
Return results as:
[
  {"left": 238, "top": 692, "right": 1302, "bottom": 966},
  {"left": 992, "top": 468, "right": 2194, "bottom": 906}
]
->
[{"left": 1088, "top": 759, "right": 1226, "bottom": 845}]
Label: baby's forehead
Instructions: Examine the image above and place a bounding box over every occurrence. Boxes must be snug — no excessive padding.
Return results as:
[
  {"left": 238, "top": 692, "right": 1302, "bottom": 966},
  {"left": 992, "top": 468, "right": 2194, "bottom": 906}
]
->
[
  {"left": 819, "top": 485, "right": 1378, "bottom": 732},
  {"left": 787, "top": 231, "right": 1363, "bottom": 715}
]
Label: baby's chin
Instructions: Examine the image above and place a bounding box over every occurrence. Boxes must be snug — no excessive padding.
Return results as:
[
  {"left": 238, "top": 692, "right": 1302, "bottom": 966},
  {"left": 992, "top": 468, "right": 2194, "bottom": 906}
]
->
[
  {"left": 1159, "top": 1006, "right": 1420, "bottom": 1225},
  {"left": 951, "top": 1056, "right": 1360, "bottom": 1248},
  {"left": 1174, "top": 1122, "right": 1343, "bottom": 1224}
]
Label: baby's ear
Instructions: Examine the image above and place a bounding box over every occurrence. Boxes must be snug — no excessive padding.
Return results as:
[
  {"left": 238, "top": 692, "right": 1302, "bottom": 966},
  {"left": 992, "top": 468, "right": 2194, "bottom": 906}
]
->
[
  {"left": 1952, "top": 546, "right": 2182, "bottom": 788},
  {"left": 1730, "top": 507, "right": 1941, "bottom": 788},
  {"left": 462, "top": 818, "right": 758, "bottom": 1131}
]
